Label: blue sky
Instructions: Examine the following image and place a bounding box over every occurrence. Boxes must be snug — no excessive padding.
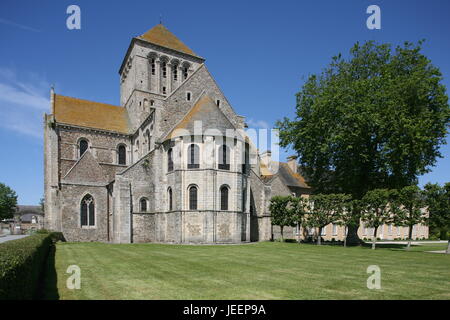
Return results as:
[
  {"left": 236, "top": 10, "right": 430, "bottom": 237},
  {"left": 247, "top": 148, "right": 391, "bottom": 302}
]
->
[{"left": 0, "top": 0, "right": 449, "bottom": 204}]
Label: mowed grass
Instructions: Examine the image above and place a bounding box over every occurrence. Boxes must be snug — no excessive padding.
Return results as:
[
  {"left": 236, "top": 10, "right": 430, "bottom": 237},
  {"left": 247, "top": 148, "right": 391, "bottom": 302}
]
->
[{"left": 43, "top": 241, "right": 450, "bottom": 300}]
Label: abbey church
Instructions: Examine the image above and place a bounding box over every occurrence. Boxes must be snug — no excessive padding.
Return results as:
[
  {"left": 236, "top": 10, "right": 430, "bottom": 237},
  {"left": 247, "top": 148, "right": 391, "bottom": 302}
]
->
[{"left": 43, "top": 24, "right": 311, "bottom": 243}]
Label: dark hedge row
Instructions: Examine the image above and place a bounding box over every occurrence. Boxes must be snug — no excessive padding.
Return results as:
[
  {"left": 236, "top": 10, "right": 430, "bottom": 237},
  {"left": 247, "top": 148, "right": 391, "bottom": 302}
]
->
[{"left": 0, "top": 231, "right": 63, "bottom": 300}]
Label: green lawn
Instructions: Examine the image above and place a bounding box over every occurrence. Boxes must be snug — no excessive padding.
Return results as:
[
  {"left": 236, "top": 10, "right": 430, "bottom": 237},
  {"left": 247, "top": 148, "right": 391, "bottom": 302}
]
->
[{"left": 42, "top": 241, "right": 450, "bottom": 300}]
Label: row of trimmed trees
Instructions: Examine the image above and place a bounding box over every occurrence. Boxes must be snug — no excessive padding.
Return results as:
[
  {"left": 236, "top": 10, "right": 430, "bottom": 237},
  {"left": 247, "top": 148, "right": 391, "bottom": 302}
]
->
[{"left": 270, "top": 184, "right": 450, "bottom": 252}]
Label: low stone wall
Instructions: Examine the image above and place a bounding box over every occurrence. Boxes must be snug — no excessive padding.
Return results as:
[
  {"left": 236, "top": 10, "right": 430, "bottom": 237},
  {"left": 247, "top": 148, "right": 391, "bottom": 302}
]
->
[{"left": 0, "top": 223, "right": 11, "bottom": 236}]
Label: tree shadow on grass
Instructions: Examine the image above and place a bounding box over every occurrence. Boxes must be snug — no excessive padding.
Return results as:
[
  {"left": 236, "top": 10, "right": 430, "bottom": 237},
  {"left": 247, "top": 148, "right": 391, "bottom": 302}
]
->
[
  {"left": 38, "top": 244, "right": 60, "bottom": 300},
  {"left": 278, "top": 239, "right": 424, "bottom": 252},
  {"left": 362, "top": 242, "right": 404, "bottom": 249},
  {"left": 361, "top": 242, "right": 422, "bottom": 251}
]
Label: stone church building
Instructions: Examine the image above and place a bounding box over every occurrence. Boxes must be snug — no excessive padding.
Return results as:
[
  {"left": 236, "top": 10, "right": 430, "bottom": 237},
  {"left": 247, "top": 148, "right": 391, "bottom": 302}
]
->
[{"left": 44, "top": 24, "right": 311, "bottom": 243}]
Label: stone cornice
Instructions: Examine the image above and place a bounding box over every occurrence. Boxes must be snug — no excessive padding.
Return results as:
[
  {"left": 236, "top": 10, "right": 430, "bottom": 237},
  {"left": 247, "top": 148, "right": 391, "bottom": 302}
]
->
[
  {"left": 133, "top": 210, "right": 245, "bottom": 215},
  {"left": 56, "top": 123, "right": 131, "bottom": 137},
  {"left": 60, "top": 181, "right": 108, "bottom": 187},
  {"left": 119, "top": 37, "right": 205, "bottom": 76},
  {"left": 122, "top": 88, "right": 165, "bottom": 110}
]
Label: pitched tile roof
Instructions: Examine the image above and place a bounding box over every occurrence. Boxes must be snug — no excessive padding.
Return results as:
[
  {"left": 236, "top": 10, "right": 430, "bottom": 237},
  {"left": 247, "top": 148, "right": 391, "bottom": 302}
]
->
[
  {"left": 15, "top": 205, "right": 43, "bottom": 223},
  {"left": 138, "top": 24, "right": 200, "bottom": 58},
  {"left": 260, "top": 161, "right": 310, "bottom": 189},
  {"left": 260, "top": 162, "right": 273, "bottom": 176},
  {"left": 15, "top": 205, "right": 43, "bottom": 215},
  {"left": 277, "top": 162, "right": 309, "bottom": 188},
  {"left": 53, "top": 94, "right": 130, "bottom": 134}
]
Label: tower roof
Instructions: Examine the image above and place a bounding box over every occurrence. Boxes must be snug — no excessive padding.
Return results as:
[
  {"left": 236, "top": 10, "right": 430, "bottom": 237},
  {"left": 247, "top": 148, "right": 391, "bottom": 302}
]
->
[{"left": 138, "top": 24, "right": 199, "bottom": 58}]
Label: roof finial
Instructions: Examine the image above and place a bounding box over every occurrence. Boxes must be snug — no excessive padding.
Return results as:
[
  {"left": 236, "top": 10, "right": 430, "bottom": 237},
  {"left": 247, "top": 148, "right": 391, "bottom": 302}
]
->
[{"left": 159, "top": 14, "right": 162, "bottom": 25}]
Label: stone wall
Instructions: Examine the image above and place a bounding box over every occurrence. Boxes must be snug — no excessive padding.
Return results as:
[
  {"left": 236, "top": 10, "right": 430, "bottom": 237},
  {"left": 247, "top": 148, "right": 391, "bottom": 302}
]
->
[
  {"left": 59, "top": 184, "right": 109, "bottom": 242},
  {"left": 132, "top": 213, "right": 156, "bottom": 243},
  {"left": 47, "top": 123, "right": 130, "bottom": 241},
  {"left": 58, "top": 126, "right": 130, "bottom": 180},
  {"left": 112, "top": 151, "right": 155, "bottom": 243}
]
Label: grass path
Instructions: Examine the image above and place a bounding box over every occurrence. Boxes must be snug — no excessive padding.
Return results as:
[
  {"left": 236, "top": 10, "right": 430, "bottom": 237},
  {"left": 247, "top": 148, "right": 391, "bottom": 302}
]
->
[{"left": 44, "top": 241, "right": 450, "bottom": 300}]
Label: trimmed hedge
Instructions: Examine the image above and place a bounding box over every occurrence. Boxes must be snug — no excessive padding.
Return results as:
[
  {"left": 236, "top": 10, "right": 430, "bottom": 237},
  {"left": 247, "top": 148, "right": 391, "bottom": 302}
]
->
[
  {"left": 0, "top": 232, "right": 63, "bottom": 300},
  {"left": 35, "top": 229, "right": 65, "bottom": 242}
]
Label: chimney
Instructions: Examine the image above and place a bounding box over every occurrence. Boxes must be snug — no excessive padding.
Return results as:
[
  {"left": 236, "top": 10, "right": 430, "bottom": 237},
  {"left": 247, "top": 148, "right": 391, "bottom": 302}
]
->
[
  {"left": 287, "top": 155, "right": 298, "bottom": 173},
  {"left": 237, "top": 115, "right": 247, "bottom": 129},
  {"left": 50, "top": 85, "right": 55, "bottom": 114},
  {"left": 260, "top": 150, "right": 272, "bottom": 168}
]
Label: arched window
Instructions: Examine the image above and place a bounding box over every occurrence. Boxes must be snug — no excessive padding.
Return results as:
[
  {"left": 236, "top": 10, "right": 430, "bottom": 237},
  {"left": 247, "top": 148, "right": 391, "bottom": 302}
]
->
[
  {"left": 182, "top": 65, "right": 189, "bottom": 80},
  {"left": 79, "top": 139, "right": 88, "bottom": 157},
  {"left": 162, "top": 61, "right": 167, "bottom": 78},
  {"left": 172, "top": 64, "right": 178, "bottom": 81},
  {"left": 118, "top": 145, "right": 126, "bottom": 165},
  {"left": 189, "top": 186, "right": 198, "bottom": 210},
  {"left": 168, "top": 188, "right": 173, "bottom": 211},
  {"left": 187, "top": 144, "right": 200, "bottom": 169},
  {"left": 80, "top": 194, "right": 95, "bottom": 226},
  {"left": 151, "top": 58, "right": 156, "bottom": 75},
  {"left": 135, "top": 140, "right": 140, "bottom": 158},
  {"left": 242, "top": 187, "right": 247, "bottom": 212},
  {"left": 140, "top": 198, "right": 148, "bottom": 212},
  {"left": 218, "top": 144, "right": 230, "bottom": 170},
  {"left": 143, "top": 99, "right": 149, "bottom": 111},
  {"left": 168, "top": 148, "right": 174, "bottom": 172},
  {"left": 242, "top": 143, "right": 250, "bottom": 174},
  {"left": 220, "top": 186, "right": 229, "bottom": 211},
  {"left": 250, "top": 189, "right": 256, "bottom": 215},
  {"left": 145, "top": 130, "right": 151, "bottom": 152}
]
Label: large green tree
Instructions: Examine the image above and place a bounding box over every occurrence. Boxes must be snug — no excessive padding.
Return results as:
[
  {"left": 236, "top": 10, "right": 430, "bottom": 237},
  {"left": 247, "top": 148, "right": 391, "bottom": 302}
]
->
[
  {"left": 0, "top": 182, "right": 18, "bottom": 221},
  {"left": 423, "top": 182, "right": 450, "bottom": 254},
  {"left": 277, "top": 40, "right": 450, "bottom": 245}
]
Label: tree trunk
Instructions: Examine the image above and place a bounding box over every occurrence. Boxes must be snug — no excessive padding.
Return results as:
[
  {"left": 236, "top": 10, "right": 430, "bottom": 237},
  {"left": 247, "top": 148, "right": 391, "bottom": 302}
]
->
[
  {"left": 372, "top": 226, "right": 378, "bottom": 250},
  {"left": 446, "top": 240, "right": 450, "bottom": 254},
  {"left": 343, "top": 226, "right": 347, "bottom": 247},
  {"left": 317, "top": 227, "right": 322, "bottom": 245},
  {"left": 345, "top": 224, "right": 363, "bottom": 246},
  {"left": 406, "top": 225, "right": 413, "bottom": 251},
  {"left": 280, "top": 226, "right": 284, "bottom": 242},
  {"left": 297, "top": 224, "right": 301, "bottom": 244}
]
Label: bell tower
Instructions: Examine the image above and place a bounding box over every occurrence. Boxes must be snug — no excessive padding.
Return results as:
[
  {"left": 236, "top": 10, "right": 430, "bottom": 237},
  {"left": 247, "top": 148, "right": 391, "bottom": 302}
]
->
[{"left": 119, "top": 24, "right": 205, "bottom": 131}]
